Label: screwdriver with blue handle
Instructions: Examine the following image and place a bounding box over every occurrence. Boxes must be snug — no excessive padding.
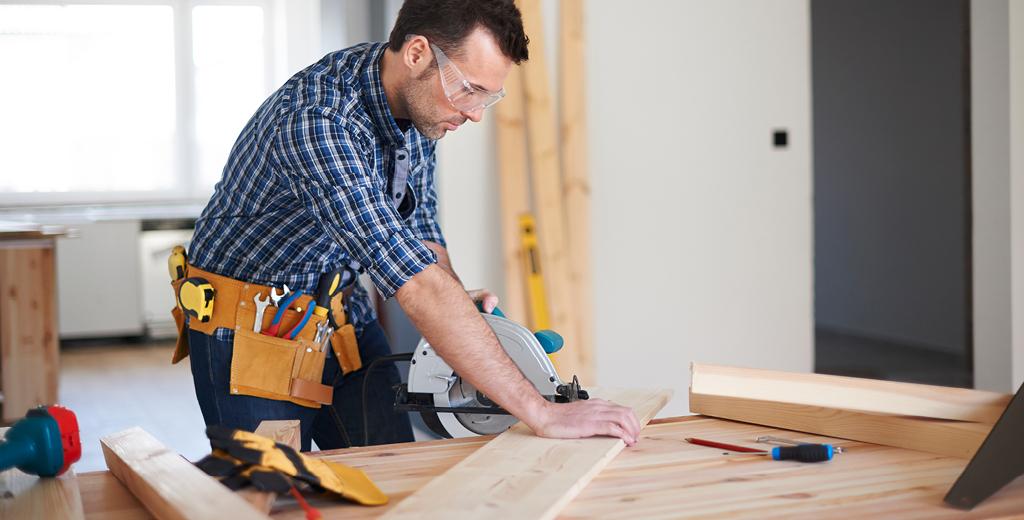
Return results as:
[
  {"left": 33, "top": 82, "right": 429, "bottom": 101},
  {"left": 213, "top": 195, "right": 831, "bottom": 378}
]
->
[{"left": 685, "top": 437, "right": 839, "bottom": 462}]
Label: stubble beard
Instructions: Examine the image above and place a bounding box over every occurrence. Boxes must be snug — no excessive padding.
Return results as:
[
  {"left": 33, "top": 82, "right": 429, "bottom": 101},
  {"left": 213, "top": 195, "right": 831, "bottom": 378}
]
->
[{"left": 404, "top": 72, "right": 454, "bottom": 140}]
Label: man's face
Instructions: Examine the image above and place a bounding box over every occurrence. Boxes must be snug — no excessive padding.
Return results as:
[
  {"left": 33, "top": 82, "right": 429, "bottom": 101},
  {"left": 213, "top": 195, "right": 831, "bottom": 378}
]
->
[{"left": 403, "top": 27, "right": 511, "bottom": 140}]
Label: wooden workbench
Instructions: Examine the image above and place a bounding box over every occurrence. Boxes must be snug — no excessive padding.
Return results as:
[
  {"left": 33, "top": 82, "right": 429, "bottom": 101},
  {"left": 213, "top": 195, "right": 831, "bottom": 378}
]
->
[
  {"left": 74, "top": 416, "right": 1024, "bottom": 518},
  {"left": 0, "top": 221, "right": 68, "bottom": 423}
]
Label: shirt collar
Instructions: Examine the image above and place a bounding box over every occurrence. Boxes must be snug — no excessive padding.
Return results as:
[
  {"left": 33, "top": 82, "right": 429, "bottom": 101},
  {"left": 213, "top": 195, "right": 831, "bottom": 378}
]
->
[{"left": 359, "top": 43, "right": 406, "bottom": 147}]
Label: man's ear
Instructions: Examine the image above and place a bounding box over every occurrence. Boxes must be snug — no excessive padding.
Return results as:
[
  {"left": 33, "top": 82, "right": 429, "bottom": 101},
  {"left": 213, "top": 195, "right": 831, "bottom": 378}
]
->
[{"left": 404, "top": 35, "right": 431, "bottom": 74}]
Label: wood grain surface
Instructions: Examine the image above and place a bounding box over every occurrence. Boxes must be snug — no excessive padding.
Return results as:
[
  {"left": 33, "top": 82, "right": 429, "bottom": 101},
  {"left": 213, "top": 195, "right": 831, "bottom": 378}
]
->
[
  {"left": 0, "top": 426, "right": 84, "bottom": 520},
  {"left": 77, "top": 416, "right": 1024, "bottom": 519},
  {"left": 692, "top": 363, "right": 1011, "bottom": 423},
  {"left": 380, "top": 387, "right": 673, "bottom": 519},
  {"left": 0, "top": 242, "right": 60, "bottom": 422},
  {"left": 100, "top": 427, "right": 269, "bottom": 520},
  {"left": 690, "top": 391, "right": 992, "bottom": 459}
]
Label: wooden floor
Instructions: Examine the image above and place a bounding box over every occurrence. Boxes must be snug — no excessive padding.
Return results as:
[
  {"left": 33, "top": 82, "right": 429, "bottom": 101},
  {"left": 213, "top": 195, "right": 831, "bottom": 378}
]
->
[{"left": 59, "top": 341, "right": 210, "bottom": 472}]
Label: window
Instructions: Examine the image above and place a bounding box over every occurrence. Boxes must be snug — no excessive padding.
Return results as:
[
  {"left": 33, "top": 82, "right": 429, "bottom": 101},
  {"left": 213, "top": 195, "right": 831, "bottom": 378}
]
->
[{"left": 0, "top": 1, "right": 276, "bottom": 205}]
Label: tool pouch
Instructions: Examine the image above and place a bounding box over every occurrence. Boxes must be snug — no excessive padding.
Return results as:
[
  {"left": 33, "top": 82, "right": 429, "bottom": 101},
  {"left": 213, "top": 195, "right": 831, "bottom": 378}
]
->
[
  {"left": 232, "top": 296, "right": 332, "bottom": 408},
  {"left": 328, "top": 290, "right": 362, "bottom": 375},
  {"left": 170, "top": 277, "right": 190, "bottom": 364}
]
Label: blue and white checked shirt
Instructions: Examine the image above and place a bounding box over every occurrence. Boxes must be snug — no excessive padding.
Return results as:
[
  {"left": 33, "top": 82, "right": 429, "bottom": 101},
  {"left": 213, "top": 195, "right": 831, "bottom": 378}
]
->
[{"left": 189, "top": 42, "right": 445, "bottom": 338}]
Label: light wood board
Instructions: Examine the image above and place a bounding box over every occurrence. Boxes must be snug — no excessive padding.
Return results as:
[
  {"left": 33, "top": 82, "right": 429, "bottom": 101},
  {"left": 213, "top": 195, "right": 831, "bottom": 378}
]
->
[
  {"left": 0, "top": 241, "right": 60, "bottom": 422},
  {"left": 516, "top": 0, "right": 583, "bottom": 381},
  {"left": 101, "top": 426, "right": 269, "bottom": 520},
  {"left": 495, "top": 66, "right": 530, "bottom": 323},
  {"left": 380, "top": 387, "right": 673, "bottom": 519},
  {"left": 689, "top": 391, "right": 992, "bottom": 459},
  {"left": 558, "top": 0, "right": 595, "bottom": 385},
  {"left": 0, "top": 428, "right": 84, "bottom": 519},
  {"left": 692, "top": 363, "right": 1011, "bottom": 423},
  {"left": 78, "top": 416, "right": 1024, "bottom": 519}
]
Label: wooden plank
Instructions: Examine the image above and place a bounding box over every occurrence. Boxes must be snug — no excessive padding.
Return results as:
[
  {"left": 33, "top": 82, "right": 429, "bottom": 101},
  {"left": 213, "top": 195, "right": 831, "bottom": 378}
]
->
[
  {"left": 0, "top": 241, "right": 60, "bottom": 422},
  {"left": 689, "top": 391, "right": 992, "bottom": 459},
  {"left": 76, "top": 417, "right": 1024, "bottom": 519},
  {"left": 381, "top": 387, "right": 673, "bottom": 520},
  {"left": 516, "top": 0, "right": 581, "bottom": 381},
  {"left": 495, "top": 65, "right": 530, "bottom": 323},
  {"left": 558, "top": 0, "right": 595, "bottom": 386},
  {"left": 238, "top": 420, "right": 302, "bottom": 513},
  {"left": 692, "top": 363, "right": 1011, "bottom": 423},
  {"left": 100, "top": 427, "right": 269, "bottom": 520},
  {"left": 0, "top": 427, "right": 84, "bottom": 519}
]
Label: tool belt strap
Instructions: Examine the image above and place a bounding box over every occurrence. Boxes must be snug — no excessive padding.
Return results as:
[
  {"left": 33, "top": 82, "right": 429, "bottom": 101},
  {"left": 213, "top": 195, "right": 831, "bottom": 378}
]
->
[{"left": 178, "top": 266, "right": 322, "bottom": 344}]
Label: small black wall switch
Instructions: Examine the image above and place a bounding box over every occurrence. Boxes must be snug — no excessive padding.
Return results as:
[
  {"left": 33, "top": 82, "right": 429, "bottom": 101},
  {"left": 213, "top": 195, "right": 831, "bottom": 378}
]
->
[{"left": 773, "top": 129, "right": 788, "bottom": 149}]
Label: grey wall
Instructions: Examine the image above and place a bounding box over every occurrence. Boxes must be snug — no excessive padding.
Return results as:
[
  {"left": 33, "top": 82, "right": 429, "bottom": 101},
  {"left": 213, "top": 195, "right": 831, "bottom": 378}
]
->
[{"left": 813, "top": 0, "right": 971, "bottom": 354}]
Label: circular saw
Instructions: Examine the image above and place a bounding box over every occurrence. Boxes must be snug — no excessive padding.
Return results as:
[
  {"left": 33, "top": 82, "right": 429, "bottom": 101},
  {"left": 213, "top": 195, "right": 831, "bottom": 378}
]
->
[{"left": 394, "top": 309, "right": 588, "bottom": 438}]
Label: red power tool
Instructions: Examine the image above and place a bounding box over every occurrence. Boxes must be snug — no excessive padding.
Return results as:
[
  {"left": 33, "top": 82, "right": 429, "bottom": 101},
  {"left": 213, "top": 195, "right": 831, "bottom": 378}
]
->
[{"left": 0, "top": 405, "right": 81, "bottom": 477}]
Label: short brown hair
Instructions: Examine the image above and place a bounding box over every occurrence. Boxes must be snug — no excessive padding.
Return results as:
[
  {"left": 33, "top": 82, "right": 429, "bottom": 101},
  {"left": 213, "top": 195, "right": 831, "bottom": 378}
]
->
[{"left": 388, "top": 0, "right": 529, "bottom": 64}]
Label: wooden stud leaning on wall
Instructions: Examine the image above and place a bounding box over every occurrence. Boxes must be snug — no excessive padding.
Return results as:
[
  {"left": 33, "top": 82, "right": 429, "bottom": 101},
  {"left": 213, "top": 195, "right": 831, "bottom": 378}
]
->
[
  {"left": 516, "top": 0, "right": 582, "bottom": 380},
  {"left": 559, "top": 0, "right": 594, "bottom": 384},
  {"left": 495, "top": 66, "right": 530, "bottom": 323}
]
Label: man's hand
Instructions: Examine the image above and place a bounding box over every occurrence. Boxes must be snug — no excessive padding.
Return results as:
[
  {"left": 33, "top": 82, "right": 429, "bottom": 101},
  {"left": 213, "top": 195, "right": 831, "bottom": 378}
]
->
[
  {"left": 397, "top": 265, "right": 644, "bottom": 447},
  {"left": 467, "top": 289, "right": 499, "bottom": 313},
  {"left": 529, "top": 399, "right": 642, "bottom": 446}
]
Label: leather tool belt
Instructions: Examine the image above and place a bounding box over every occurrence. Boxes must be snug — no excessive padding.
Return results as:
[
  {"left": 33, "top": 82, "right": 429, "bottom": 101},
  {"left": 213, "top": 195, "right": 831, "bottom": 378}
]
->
[{"left": 171, "top": 264, "right": 363, "bottom": 409}]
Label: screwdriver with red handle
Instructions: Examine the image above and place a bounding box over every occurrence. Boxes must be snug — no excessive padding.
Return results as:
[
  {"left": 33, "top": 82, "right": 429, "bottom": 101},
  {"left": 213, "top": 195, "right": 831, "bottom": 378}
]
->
[{"left": 685, "top": 437, "right": 836, "bottom": 462}]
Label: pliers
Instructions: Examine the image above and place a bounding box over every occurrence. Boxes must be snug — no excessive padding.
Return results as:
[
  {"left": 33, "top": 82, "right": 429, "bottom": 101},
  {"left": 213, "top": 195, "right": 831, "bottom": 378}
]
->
[{"left": 261, "top": 290, "right": 314, "bottom": 340}]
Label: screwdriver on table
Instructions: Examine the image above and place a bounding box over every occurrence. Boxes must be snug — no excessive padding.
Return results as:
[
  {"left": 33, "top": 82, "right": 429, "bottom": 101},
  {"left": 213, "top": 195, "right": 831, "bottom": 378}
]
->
[{"left": 685, "top": 437, "right": 836, "bottom": 462}]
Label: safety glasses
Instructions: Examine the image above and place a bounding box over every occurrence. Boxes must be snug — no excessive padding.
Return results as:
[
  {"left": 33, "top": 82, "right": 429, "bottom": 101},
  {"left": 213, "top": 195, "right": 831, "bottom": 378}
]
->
[{"left": 426, "top": 40, "right": 506, "bottom": 113}]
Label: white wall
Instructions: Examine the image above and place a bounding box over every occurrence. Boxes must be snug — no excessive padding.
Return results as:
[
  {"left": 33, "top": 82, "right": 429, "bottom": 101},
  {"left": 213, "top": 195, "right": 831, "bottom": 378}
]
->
[
  {"left": 972, "top": 0, "right": 1024, "bottom": 393},
  {"left": 1012, "top": 0, "right": 1024, "bottom": 391},
  {"left": 435, "top": 0, "right": 814, "bottom": 417}
]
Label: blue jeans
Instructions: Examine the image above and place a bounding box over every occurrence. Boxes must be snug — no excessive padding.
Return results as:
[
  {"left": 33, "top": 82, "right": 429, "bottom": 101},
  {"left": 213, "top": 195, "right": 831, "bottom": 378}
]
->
[{"left": 187, "top": 321, "right": 413, "bottom": 451}]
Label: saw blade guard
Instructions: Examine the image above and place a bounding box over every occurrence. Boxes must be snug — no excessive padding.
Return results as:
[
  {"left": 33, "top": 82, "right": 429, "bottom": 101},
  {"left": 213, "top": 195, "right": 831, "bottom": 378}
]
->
[{"left": 408, "top": 313, "right": 569, "bottom": 437}]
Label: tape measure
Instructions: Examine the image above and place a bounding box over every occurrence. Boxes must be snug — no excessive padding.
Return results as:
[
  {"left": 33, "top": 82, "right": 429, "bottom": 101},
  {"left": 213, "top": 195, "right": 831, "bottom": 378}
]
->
[{"left": 178, "top": 277, "right": 215, "bottom": 323}]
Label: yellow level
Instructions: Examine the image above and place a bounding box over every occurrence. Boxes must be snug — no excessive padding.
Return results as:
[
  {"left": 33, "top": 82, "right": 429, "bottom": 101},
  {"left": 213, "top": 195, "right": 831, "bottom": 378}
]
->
[{"left": 519, "top": 214, "right": 559, "bottom": 371}]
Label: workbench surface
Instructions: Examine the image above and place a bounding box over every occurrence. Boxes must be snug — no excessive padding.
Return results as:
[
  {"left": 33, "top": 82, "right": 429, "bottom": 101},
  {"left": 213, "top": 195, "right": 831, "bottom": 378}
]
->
[{"left": 77, "top": 416, "right": 1024, "bottom": 519}]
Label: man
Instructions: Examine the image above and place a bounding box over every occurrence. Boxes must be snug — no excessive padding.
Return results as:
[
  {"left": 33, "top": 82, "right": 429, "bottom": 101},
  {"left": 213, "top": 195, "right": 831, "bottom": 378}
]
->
[{"left": 185, "top": 0, "right": 640, "bottom": 451}]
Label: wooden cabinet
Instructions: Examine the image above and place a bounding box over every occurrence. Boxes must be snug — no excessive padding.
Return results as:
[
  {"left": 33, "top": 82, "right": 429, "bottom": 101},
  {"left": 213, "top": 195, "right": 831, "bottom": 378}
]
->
[{"left": 0, "top": 222, "right": 65, "bottom": 423}]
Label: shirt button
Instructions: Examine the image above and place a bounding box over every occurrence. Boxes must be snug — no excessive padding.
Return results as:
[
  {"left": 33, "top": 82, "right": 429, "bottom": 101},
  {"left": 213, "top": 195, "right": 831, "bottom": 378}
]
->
[{"left": 397, "top": 154, "right": 406, "bottom": 160}]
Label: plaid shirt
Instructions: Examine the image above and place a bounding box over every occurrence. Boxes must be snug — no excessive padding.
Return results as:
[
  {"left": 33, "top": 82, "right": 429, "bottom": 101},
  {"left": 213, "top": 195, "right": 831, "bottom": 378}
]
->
[{"left": 189, "top": 42, "right": 444, "bottom": 338}]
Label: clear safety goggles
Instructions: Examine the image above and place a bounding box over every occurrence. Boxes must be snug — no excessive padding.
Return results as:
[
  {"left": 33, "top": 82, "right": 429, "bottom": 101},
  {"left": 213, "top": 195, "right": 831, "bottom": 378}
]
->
[{"left": 407, "top": 35, "right": 505, "bottom": 113}]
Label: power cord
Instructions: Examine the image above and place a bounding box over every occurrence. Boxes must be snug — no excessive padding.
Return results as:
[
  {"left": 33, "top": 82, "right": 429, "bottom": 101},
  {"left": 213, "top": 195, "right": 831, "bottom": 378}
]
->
[{"left": 361, "top": 353, "right": 413, "bottom": 447}]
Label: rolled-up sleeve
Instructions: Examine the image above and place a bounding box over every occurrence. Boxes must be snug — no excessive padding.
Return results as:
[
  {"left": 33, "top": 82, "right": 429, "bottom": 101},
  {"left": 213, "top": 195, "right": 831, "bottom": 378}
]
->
[
  {"left": 407, "top": 152, "right": 447, "bottom": 247},
  {"left": 273, "top": 107, "right": 437, "bottom": 298}
]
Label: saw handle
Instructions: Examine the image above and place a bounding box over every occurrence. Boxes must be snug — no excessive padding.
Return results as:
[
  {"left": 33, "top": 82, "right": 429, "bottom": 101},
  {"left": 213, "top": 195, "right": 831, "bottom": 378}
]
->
[{"left": 476, "top": 304, "right": 562, "bottom": 354}]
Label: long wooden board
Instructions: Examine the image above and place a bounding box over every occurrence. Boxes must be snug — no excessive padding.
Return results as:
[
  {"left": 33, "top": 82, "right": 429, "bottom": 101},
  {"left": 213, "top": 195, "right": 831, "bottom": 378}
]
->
[
  {"left": 559, "top": 0, "right": 595, "bottom": 385},
  {"left": 689, "top": 392, "right": 992, "bottom": 459},
  {"left": 692, "top": 363, "right": 1011, "bottom": 423},
  {"left": 0, "top": 428, "right": 84, "bottom": 519},
  {"left": 380, "top": 387, "right": 672, "bottom": 519},
  {"left": 101, "top": 427, "right": 269, "bottom": 520},
  {"left": 495, "top": 66, "right": 530, "bottom": 323},
  {"left": 516, "top": 0, "right": 583, "bottom": 381}
]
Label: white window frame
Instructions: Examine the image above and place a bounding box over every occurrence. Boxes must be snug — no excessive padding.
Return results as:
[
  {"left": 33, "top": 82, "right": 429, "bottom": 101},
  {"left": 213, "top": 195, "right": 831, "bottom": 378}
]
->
[{"left": 0, "top": 0, "right": 280, "bottom": 207}]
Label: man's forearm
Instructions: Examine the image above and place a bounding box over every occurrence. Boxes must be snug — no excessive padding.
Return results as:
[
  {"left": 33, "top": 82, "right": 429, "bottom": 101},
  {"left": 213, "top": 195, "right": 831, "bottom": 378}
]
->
[
  {"left": 396, "top": 264, "right": 549, "bottom": 427},
  {"left": 423, "top": 240, "right": 460, "bottom": 283}
]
